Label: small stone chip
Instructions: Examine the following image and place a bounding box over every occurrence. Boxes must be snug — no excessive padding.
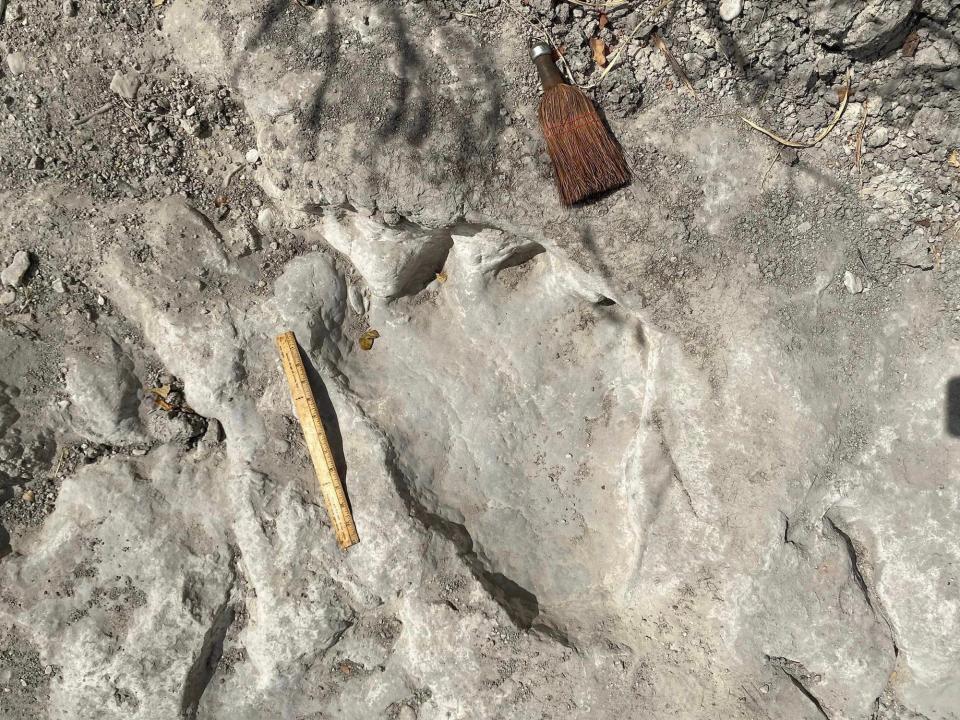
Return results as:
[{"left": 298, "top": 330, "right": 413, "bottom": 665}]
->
[
  {"left": 5, "top": 52, "right": 27, "bottom": 76},
  {"left": 718, "top": 0, "right": 743, "bottom": 21},
  {"left": 843, "top": 270, "right": 864, "bottom": 294},
  {"left": 1, "top": 251, "right": 31, "bottom": 287},
  {"left": 110, "top": 70, "right": 141, "bottom": 101}
]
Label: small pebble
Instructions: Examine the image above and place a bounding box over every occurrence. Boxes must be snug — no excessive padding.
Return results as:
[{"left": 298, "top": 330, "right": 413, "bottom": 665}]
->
[
  {"left": 718, "top": 0, "right": 743, "bottom": 21},
  {"left": 109, "top": 70, "right": 141, "bottom": 101},
  {"left": 5, "top": 52, "right": 27, "bottom": 76},
  {"left": 245, "top": 149, "right": 260, "bottom": 164},
  {"left": 22, "top": 489, "right": 34, "bottom": 503},
  {"left": 51, "top": 278, "right": 66, "bottom": 293},
  {"left": 256, "top": 208, "right": 276, "bottom": 230},
  {"left": 865, "top": 127, "right": 890, "bottom": 149},
  {"left": 843, "top": 270, "right": 864, "bottom": 294},
  {"left": 1, "top": 250, "right": 31, "bottom": 287}
]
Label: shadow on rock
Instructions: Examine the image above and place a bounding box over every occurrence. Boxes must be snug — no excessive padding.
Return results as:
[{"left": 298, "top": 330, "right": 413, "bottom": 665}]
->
[{"left": 946, "top": 376, "right": 960, "bottom": 437}]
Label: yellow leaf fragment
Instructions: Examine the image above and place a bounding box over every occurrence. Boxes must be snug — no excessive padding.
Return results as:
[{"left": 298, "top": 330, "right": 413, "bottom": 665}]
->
[
  {"left": 949, "top": 149, "right": 960, "bottom": 169},
  {"left": 435, "top": 271, "right": 448, "bottom": 284},
  {"left": 359, "top": 329, "right": 380, "bottom": 351},
  {"left": 149, "top": 384, "right": 171, "bottom": 400}
]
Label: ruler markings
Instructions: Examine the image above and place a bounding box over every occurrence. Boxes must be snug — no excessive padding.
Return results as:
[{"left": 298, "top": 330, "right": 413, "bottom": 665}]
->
[{"left": 276, "top": 330, "right": 359, "bottom": 550}]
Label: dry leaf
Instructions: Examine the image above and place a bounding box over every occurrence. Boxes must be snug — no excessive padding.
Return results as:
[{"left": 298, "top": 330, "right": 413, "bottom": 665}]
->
[
  {"left": 595, "top": 0, "right": 672, "bottom": 86},
  {"left": 901, "top": 31, "right": 920, "bottom": 58},
  {"left": 741, "top": 69, "right": 852, "bottom": 149},
  {"left": 590, "top": 37, "right": 608, "bottom": 67},
  {"left": 359, "top": 329, "right": 380, "bottom": 351},
  {"left": 599, "top": 13, "right": 608, "bottom": 28},
  {"left": 149, "top": 384, "right": 171, "bottom": 400},
  {"left": 435, "top": 271, "right": 448, "bottom": 284},
  {"left": 949, "top": 149, "right": 960, "bottom": 169},
  {"left": 152, "top": 0, "right": 165, "bottom": 6}
]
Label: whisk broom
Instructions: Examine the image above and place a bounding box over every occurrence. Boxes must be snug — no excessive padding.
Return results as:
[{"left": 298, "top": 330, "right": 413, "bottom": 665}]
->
[{"left": 532, "top": 43, "right": 630, "bottom": 206}]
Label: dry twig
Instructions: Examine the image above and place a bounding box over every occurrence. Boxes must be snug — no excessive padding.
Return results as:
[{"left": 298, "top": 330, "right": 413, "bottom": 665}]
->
[
  {"left": 505, "top": 1, "right": 578, "bottom": 85},
  {"left": 759, "top": 153, "right": 778, "bottom": 190},
  {"left": 563, "top": 0, "right": 631, "bottom": 11},
  {"left": 854, "top": 100, "right": 869, "bottom": 188},
  {"left": 72, "top": 102, "right": 114, "bottom": 127},
  {"left": 740, "top": 69, "right": 852, "bottom": 148},
  {"left": 592, "top": 0, "right": 672, "bottom": 87},
  {"left": 651, "top": 30, "right": 695, "bottom": 94}
]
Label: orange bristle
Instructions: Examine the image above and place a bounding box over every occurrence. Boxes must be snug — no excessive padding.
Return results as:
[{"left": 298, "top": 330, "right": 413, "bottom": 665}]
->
[{"left": 538, "top": 84, "right": 630, "bottom": 206}]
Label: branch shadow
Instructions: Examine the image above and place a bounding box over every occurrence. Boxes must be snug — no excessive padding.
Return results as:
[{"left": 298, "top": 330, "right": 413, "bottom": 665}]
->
[
  {"left": 0, "top": 486, "right": 12, "bottom": 560},
  {"left": 302, "top": 3, "right": 341, "bottom": 131},
  {"left": 0, "top": 523, "right": 10, "bottom": 560},
  {"left": 947, "top": 376, "right": 960, "bottom": 437},
  {"left": 337, "top": 4, "right": 503, "bottom": 197}
]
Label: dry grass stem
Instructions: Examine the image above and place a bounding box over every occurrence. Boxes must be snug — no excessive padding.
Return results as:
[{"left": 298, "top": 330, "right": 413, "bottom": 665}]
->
[
  {"left": 592, "top": 0, "right": 672, "bottom": 87},
  {"left": 506, "top": 1, "right": 579, "bottom": 85},
  {"left": 651, "top": 31, "right": 695, "bottom": 94},
  {"left": 563, "top": 0, "right": 632, "bottom": 11},
  {"left": 854, "top": 100, "right": 869, "bottom": 188},
  {"left": 740, "top": 69, "right": 852, "bottom": 148}
]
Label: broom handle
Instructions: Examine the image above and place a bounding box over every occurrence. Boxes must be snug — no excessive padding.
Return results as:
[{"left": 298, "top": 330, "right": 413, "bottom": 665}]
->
[{"left": 532, "top": 44, "right": 565, "bottom": 91}]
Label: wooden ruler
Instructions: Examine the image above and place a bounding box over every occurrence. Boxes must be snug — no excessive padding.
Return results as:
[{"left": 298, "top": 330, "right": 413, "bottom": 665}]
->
[{"left": 276, "top": 330, "right": 359, "bottom": 550}]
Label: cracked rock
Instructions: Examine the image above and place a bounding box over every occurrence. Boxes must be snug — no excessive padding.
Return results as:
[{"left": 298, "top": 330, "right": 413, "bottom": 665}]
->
[
  {"left": 65, "top": 340, "right": 144, "bottom": 444},
  {"left": 809, "top": 0, "right": 915, "bottom": 57}
]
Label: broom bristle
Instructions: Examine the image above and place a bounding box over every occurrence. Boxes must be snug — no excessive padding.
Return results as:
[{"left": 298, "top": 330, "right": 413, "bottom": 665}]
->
[{"left": 538, "top": 84, "right": 630, "bottom": 206}]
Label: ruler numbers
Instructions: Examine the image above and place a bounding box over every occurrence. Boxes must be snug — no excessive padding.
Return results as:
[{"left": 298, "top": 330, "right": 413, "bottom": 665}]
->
[{"left": 276, "top": 331, "right": 359, "bottom": 550}]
